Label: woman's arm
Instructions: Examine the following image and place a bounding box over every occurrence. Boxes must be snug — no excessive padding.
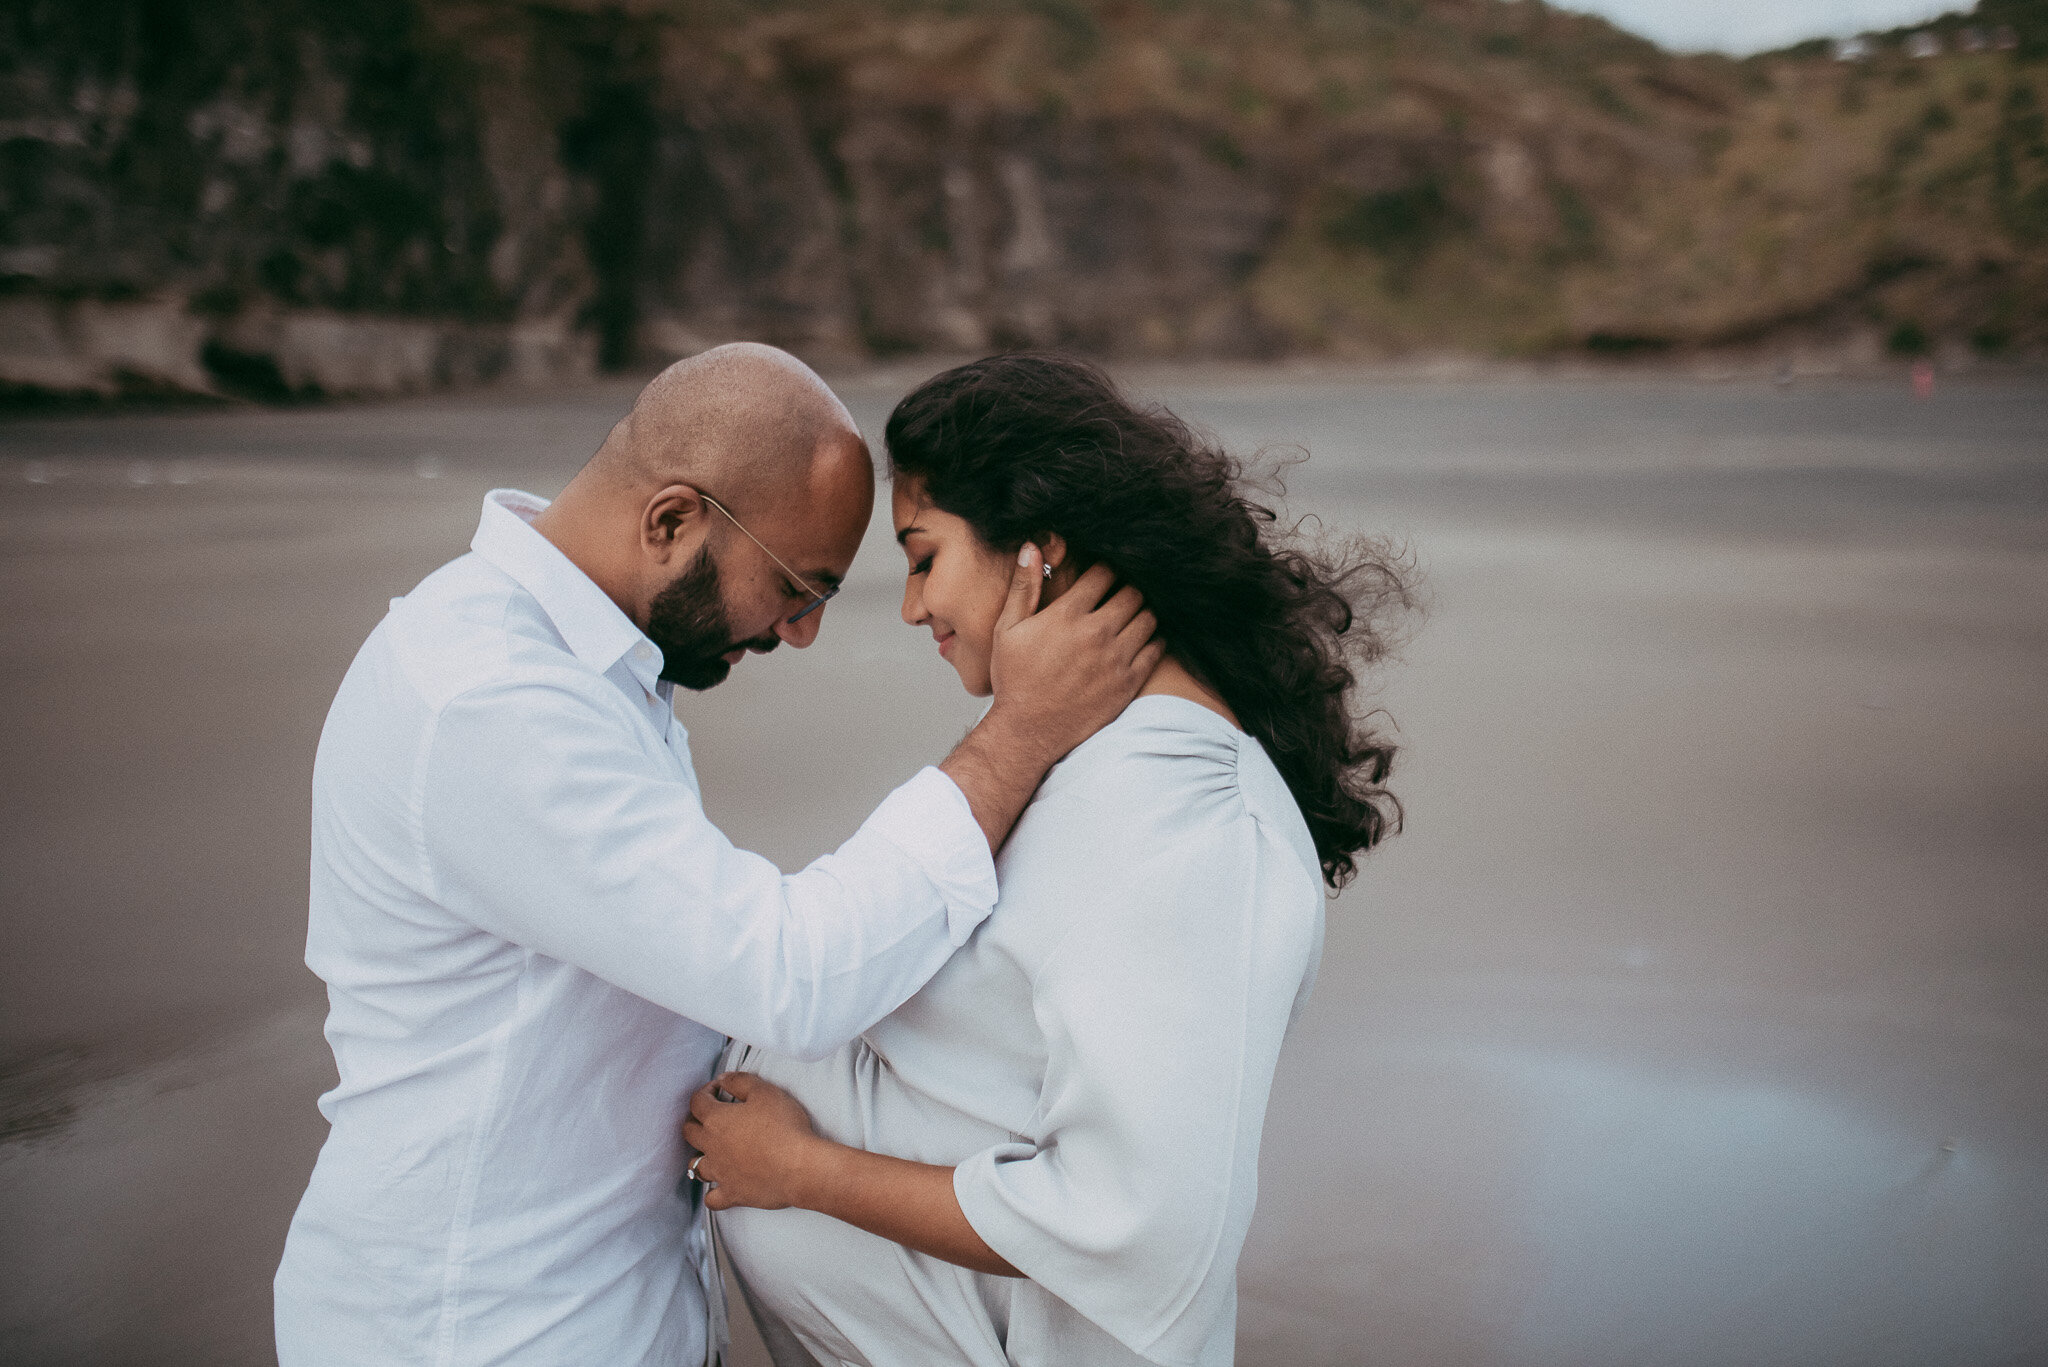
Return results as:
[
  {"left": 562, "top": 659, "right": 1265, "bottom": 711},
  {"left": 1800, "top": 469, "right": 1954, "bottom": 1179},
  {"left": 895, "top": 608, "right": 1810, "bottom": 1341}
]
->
[{"left": 682, "top": 1072, "right": 1022, "bottom": 1278}]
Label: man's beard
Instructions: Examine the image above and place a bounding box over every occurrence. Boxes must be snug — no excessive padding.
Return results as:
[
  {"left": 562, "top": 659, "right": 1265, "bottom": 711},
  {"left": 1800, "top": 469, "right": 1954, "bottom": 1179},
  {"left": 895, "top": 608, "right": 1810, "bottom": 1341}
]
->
[{"left": 645, "top": 546, "right": 779, "bottom": 690}]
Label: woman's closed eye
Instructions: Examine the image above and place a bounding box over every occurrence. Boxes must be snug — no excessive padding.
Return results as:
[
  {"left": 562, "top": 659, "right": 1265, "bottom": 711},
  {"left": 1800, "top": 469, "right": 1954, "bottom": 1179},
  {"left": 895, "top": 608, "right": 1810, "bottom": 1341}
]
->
[{"left": 908, "top": 554, "right": 933, "bottom": 577}]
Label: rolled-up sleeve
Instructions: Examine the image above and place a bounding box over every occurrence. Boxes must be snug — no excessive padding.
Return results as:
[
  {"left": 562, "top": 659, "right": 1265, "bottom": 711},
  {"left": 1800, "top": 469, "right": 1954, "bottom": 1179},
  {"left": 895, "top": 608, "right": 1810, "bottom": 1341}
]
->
[
  {"left": 417, "top": 673, "right": 997, "bottom": 1059},
  {"left": 952, "top": 819, "right": 1319, "bottom": 1367}
]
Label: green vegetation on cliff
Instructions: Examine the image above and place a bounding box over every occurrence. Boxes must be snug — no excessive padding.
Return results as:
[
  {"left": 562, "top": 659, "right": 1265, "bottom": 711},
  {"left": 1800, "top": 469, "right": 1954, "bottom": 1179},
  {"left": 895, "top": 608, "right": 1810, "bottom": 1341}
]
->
[{"left": 2, "top": 0, "right": 2044, "bottom": 398}]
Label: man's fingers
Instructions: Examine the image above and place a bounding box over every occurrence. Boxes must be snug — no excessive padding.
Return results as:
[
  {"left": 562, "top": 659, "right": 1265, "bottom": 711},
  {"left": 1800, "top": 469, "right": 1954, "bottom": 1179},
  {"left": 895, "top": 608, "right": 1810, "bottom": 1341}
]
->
[
  {"left": 1058, "top": 562, "right": 1118, "bottom": 614},
  {"left": 681, "top": 1116, "right": 705, "bottom": 1148},
  {"left": 688, "top": 1085, "right": 721, "bottom": 1123},
  {"left": 995, "top": 543, "right": 1044, "bottom": 633},
  {"left": 1114, "top": 607, "right": 1158, "bottom": 653},
  {"left": 718, "top": 1071, "right": 757, "bottom": 1101},
  {"left": 1133, "top": 637, "right": 1167, "bottom": 679},
  {"left": 1089, "top": 582, "right": 1147, "bottom": 634}
]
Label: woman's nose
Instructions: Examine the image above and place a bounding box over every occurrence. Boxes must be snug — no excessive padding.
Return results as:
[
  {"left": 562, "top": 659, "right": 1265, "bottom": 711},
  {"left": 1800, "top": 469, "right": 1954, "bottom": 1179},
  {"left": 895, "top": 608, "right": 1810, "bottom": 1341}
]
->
[{"left": 900, "top": 579, "right": 923, "bottom": 627}]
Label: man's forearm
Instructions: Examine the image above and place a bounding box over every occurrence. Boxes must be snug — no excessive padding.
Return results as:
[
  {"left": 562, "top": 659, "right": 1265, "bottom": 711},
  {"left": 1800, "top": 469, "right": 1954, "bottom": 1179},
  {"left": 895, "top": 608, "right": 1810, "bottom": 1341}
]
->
[
  {"left": 796, "top": 1141, "right": 1022, "bottom": 1278},
  {"left": 937, "top": 709, "right": 1057, "bottom": 853}
]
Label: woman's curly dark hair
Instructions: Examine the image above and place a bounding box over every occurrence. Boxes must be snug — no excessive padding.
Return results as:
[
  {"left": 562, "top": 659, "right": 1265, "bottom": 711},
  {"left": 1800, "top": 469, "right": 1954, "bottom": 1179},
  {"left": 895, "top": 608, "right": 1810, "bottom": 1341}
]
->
[{"left": 886, "top": 353, "right": 1415, "bottom": 890}]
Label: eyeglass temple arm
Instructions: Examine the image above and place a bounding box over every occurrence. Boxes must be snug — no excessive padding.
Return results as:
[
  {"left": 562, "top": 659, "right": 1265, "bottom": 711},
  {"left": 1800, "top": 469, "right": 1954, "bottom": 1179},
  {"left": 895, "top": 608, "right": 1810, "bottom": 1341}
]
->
[{"left": 699, "top": 494, "right": 830, "bottom": 603}]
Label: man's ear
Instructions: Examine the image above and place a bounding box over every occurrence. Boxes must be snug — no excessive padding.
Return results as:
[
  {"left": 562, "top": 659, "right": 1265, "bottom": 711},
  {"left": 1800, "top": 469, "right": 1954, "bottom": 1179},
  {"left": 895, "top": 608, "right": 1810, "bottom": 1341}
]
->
[{"left": 643, "top": 484, "right": 708, "bottom": 565}]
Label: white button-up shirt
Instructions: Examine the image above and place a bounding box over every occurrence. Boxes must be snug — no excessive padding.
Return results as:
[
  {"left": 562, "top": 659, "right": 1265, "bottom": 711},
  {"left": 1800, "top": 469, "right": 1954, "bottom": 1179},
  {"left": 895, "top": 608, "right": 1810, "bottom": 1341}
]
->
[{"left": 275, "top": 489, "right": 997, "bottom": 1367}]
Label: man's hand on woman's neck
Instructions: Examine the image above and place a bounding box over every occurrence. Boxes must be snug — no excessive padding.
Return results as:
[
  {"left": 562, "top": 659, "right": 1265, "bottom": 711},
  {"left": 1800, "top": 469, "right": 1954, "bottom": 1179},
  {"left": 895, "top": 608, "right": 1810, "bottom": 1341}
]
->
[{"left": 939, "top": 546, "right": 1163, "bottom": 852}]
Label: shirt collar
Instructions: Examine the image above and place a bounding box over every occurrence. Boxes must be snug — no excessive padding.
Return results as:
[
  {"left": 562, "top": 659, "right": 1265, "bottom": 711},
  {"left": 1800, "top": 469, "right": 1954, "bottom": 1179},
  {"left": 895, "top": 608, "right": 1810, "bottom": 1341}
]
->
[{"left": 470, "top": 489, "right": 665, "bottom": 694}]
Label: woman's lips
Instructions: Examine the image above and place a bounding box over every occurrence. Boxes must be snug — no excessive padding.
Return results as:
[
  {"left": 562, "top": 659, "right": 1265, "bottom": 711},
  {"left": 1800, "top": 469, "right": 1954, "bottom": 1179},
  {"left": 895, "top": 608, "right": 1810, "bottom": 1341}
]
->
[{"left": 935, "top": 631, "right": 955, "bottom": 660}]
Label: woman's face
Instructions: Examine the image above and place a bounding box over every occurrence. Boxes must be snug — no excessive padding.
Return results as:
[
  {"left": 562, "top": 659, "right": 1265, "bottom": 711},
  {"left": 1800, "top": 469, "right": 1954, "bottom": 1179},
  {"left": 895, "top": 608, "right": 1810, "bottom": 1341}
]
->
[{"left": 892, "top": 478, "right": 1015, "bottom": 697}]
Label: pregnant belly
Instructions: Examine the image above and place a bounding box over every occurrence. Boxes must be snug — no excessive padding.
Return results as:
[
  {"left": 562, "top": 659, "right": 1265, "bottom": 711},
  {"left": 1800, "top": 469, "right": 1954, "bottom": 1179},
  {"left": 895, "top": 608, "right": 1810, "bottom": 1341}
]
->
[
  {"left": 717, "top": 1043, "right": 1023, "bottom": 1365},
  {"left": 721, "top": 1198, "right": 1014, "bottom": 1366},
  {"left": 730, "top": 1037, "right": 1025, "bottom": 1163}
]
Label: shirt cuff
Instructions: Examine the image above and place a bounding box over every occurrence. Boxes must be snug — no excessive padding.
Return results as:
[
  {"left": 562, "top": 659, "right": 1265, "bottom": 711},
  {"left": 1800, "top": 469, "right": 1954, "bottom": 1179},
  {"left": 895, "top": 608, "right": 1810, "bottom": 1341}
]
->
[{"left": 862, "top": 766, "right": 999, "bottom": 945}]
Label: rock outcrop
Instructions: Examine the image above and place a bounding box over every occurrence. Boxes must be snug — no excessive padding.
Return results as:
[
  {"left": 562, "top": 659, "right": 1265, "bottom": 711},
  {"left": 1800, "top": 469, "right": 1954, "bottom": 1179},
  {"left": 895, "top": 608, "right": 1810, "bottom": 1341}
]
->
[{"left": 2, "top": 0, "right": 2043, "bottom": 401}]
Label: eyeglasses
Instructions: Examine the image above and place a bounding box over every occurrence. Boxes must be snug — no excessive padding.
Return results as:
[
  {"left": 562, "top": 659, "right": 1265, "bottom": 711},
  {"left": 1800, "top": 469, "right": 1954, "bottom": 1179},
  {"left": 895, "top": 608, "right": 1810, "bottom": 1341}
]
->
[{"left": 698, "top": 493, "right": 840, "bottom": 625}]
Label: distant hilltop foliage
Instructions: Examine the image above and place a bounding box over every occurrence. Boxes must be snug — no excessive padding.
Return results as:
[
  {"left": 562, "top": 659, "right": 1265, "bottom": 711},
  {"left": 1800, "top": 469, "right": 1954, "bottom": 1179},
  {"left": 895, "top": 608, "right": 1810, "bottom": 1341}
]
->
[{"left": 2, "top": 0, "right": 2045, "bottom": 400}]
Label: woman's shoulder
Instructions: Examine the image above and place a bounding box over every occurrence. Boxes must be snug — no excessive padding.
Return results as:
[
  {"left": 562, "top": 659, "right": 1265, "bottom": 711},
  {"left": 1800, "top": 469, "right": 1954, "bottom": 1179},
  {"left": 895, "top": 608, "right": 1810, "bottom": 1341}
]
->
[
  {"left": 1039, "top": 695, "right": 1237, "bottom": 799},
  {"left": 1029, "top": 695, "right": 1318, "bottom": 877},
  {"left": 992, "top": 695, "right": 1324, "bottom": 983}
]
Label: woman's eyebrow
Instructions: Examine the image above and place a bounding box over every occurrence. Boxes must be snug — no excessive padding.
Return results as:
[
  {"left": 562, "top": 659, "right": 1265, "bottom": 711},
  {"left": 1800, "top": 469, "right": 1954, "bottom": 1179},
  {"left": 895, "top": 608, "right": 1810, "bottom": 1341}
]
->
[{"left": 894, "top": 524, "right": 926, "bottom": 546}]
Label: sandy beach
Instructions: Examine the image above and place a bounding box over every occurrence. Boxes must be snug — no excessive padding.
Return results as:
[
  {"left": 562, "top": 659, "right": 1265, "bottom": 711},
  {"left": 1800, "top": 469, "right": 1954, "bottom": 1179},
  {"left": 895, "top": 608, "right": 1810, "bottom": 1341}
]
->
[{"left": 3, "top": 368, "right": 2045, "bottom": 1366}]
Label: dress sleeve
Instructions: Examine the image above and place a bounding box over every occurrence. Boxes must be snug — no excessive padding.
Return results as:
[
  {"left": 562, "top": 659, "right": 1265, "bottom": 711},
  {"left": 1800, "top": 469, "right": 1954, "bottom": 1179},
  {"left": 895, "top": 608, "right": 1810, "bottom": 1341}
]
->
[
  {"left": 417, "top": 674, "right": 997, "bottom": 1059},
  {"left": 952, "top": 815, "right": 1321, "bottom": 1367}
]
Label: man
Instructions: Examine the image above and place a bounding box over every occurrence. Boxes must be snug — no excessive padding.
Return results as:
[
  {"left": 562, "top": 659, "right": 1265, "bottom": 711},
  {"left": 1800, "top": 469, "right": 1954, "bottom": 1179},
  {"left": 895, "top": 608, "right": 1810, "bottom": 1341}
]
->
[{"left": 274, "top": 344, "right": 1161, "bottom": 1365}]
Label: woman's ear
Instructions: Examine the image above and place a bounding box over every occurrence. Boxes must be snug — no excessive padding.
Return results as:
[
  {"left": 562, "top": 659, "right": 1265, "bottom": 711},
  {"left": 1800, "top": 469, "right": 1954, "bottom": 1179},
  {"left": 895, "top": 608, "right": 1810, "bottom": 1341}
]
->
[{"left": 1037, "top": 533, "right": 1077, "bottom": 604}]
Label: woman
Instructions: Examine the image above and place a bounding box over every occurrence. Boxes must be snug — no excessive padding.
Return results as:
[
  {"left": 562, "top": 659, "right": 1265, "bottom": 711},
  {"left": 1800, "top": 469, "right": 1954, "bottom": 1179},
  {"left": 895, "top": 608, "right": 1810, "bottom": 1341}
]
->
[{"left": 684, "top": 354, "right": 1411, "bottom": 1367}]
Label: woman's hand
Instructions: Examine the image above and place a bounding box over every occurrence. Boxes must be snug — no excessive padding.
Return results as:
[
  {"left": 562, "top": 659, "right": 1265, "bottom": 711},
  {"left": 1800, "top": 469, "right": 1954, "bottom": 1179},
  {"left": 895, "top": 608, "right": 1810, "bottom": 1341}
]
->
[
  {"left": 682, "top": 1072, "right": 831, "bottom": 1213},
  {"left": 684, "top": 1072, "right": 1022, "bottom": 1275}
]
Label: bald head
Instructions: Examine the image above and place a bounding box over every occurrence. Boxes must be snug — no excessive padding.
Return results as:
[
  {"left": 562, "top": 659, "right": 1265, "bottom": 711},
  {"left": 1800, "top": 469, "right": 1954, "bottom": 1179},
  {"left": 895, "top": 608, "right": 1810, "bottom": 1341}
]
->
[
  {"left": 532, "top": 343, "right": 876, "bottom": 684},
  {"left": 592, "top": 342, "right": 869, "bottom": 501}
]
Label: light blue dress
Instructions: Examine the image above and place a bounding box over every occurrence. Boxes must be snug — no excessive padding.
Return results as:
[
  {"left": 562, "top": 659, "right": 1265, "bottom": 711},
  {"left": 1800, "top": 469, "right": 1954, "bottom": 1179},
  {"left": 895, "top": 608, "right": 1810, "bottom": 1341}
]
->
[{"left": 718, "top": 696, "right": 1327, "bottom": 1367}]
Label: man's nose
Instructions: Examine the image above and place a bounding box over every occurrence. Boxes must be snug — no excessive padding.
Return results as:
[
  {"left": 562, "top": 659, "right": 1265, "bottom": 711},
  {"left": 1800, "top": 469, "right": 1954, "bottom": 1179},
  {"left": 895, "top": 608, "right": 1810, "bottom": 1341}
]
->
[{"left": 776, "top": 604, "right": 825, "bottom": 649}]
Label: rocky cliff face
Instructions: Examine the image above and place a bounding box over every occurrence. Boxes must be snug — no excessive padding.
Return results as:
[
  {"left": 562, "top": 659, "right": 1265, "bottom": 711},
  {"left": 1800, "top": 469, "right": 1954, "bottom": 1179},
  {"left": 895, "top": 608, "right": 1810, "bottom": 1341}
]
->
[{"left": 3, "top": 0, "right": 2044, "bottom": 401}]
